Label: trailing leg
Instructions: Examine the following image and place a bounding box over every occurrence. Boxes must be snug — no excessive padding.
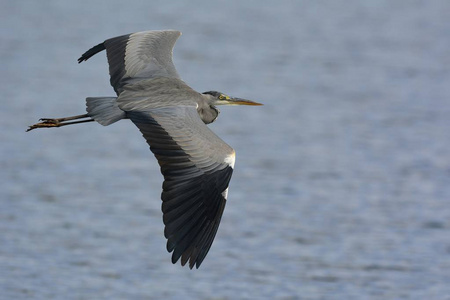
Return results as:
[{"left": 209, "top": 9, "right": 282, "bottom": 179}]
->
[{"left": 27, "top": 114, "right": 94, "bottom": 132}]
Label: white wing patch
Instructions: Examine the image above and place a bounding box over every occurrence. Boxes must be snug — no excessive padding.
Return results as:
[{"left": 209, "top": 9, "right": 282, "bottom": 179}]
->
[
  {"left": 224, "top": 150, "right": 236, "bottom": 169},
  {"left": 222, "top": 188, "right": 229, "bottom": 199}
]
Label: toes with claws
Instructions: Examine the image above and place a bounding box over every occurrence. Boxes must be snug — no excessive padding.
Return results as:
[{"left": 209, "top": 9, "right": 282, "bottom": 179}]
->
[{"left": 27, "top": 119, "right": 60, "bottom": 132}]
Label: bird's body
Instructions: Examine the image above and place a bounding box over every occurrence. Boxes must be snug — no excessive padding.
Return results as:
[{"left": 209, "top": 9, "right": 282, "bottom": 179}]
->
[{"left": 27, "top": 30, "right": 262, "bottom": 269}]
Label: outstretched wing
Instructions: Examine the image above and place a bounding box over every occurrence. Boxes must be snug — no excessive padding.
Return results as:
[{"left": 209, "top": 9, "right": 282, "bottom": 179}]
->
[
  {"left": 128, "top": 106, "right": 235, "bottom": 269},
  {"left": 78, "top": 30, "right": 182, "bottom": 95}
]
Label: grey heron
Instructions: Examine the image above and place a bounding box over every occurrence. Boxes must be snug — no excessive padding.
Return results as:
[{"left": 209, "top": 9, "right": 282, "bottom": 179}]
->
[{"left": 27, "top": 30, "right": 262, "bottom": 269}]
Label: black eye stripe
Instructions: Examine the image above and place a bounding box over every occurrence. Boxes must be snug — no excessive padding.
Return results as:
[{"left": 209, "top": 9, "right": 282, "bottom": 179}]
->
[{"left": 202, "top": 91, "right": 220, "bottom": 97}]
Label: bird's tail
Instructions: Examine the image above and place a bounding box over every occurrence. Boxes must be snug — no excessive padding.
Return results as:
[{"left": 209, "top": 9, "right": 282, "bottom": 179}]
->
[{"left": 86, "top": 97, "right": 126, "bottom": 126}]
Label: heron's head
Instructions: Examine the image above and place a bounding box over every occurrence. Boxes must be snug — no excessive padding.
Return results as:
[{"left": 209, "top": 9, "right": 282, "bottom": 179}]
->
[{"left": 202, "top": 91, "right": 263, "bottom": 106}]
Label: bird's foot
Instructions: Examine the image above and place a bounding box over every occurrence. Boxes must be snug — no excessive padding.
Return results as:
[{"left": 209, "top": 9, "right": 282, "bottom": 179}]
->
[
  {"left": 27, "top": 114, "right": 94, "bottom": 132},
  {"left": 27, "top": 119, "right": 61, "bottom": 132}
]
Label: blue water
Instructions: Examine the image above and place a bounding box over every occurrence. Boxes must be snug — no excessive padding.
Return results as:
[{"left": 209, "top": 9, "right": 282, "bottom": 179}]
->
[{"left": 1, "top": 1, "right": 450, "bottom": 299}]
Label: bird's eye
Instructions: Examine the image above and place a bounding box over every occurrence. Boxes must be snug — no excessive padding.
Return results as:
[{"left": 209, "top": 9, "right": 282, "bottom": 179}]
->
[{"left": 219, "top": 94, "right": 230, "bottom": 100}]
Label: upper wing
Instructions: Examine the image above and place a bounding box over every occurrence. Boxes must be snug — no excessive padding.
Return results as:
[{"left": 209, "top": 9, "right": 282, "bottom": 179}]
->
[
  {"left": 128, "top": 106, "right": 235, "bottom": 269},
  {"left": 78, "top": 30, "right": 182, "bottom": 95}
]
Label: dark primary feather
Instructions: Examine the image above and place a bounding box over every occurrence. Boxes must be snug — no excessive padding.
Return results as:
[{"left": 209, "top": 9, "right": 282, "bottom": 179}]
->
[
  {"left": 103, "top": 34, "right": 129, "bottom": 94},
  {"left": 77, "top": 42, "right": 106, "bottom": 63},
  {"left": 128, "top": 107, "right": 234, "bottom": 269}
]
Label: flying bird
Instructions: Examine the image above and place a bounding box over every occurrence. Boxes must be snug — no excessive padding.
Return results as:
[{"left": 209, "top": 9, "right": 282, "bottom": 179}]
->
[{"left": 28, "top": 30, "right": 262, "bottom": 268}]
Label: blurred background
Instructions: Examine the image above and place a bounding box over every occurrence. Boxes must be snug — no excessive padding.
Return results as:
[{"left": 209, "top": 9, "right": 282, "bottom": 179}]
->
[{"left": 1, "top": 1, "right": 449, "bottom": 299}]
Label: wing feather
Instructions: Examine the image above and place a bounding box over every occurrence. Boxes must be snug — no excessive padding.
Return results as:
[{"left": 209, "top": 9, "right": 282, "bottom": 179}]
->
[
  {"left": 78, "top": 30, "right": 182, "bottom": 94},
  {"left": 128, "top": 106, "right": 235, "bottom": 269}
]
